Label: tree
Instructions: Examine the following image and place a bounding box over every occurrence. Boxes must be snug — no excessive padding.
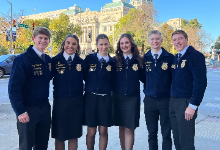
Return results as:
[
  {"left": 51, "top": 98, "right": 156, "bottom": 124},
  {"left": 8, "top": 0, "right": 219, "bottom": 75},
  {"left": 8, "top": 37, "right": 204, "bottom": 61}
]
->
[
  {"left": 0, "top": 46, "right": 8, "bottom": 55},
  {"left": 181, "top": 18, "right": 213, "bottom": 52},
  {"left": 49, "top": 14, "right": 83, "bottom": 55},
  {"left": 108, "top": 35, "right": 114, "bottom": 54},
  {"left": 114, "top": 3, "right": 157, "bottom": 54},
  {"left": 158, "top": 23, "right": 176, "bottom": 54},
  {"left": 214, "top": 35, "right": 220, "bottom": 49}
]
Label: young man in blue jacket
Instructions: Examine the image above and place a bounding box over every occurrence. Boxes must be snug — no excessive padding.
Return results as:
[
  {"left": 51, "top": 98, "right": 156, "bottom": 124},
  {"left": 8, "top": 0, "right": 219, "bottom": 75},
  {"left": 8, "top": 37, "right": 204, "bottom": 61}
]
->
[
  {"left": 170, "top": 30, "right": 207, "bottom": 150},
  {"left": 8, "top": 26, "right": 52, "bottom": 150},
  {"left": 144, "top": 30, "right": 174, "bottom": 150}
]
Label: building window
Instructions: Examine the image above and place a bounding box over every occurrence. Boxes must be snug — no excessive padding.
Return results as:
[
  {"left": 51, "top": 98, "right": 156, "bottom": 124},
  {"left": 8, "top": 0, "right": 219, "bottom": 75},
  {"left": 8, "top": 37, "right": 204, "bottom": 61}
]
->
[
  {"left": 104, "top": 26, "right": 107, "bottom": 32},
  {"left": 110, "top": 26, "right": 112, "bottom": 31}
]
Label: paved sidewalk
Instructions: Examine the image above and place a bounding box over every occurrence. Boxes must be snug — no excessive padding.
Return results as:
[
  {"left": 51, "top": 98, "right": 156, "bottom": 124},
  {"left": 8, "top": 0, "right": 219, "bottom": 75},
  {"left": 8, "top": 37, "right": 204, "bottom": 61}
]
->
[{"left": 0, "top": 103, "right": 220, "bottom": 150}]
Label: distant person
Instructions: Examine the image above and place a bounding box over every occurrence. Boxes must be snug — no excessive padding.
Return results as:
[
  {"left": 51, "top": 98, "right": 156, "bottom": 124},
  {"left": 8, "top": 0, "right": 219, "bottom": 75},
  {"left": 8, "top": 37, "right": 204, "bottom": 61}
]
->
[
  {"left": 113, "top": 33, "right": 145, "bottom": 150},
  {"left": 51, "top": 34, "right": 86, "bottom": 150},
  {"left": 84, "top": 34, "right": 116, "bottom": 150},
  {"left": 143, "top": 30, "right": 173, "bottom": 150},
  {"left": 8, "top": 26, "right": 52, "bottom": 150},
  {"left": 170, "top": 30, "right": 207, "bottom": 150}
]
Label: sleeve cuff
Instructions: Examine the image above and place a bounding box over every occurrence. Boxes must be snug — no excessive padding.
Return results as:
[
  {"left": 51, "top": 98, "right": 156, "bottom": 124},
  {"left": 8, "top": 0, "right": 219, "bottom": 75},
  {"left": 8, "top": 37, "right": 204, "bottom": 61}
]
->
[
  {"left": 18, "top": 112, "right": 27, "bottom": 117},
  {"left": 189, "top": 104, "right": 198, "bottom": 110}
]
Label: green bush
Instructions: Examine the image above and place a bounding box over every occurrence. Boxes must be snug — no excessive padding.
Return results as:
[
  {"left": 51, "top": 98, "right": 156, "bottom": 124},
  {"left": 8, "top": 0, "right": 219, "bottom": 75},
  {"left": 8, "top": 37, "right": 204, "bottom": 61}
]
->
[{"left": 0, "top": 46, "right": 9, "bottom": 55}]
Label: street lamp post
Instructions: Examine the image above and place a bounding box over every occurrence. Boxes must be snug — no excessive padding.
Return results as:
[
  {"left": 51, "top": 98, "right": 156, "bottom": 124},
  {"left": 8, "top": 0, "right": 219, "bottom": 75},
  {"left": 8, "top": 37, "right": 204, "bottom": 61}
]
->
[{"left": 6, "top": 0, "right": 13, "bottom": 54}]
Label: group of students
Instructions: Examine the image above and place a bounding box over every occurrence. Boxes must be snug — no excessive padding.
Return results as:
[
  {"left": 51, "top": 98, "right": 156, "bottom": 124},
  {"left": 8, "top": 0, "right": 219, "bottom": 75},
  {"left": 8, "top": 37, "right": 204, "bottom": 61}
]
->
[{"left": 8, "top": 26, "right": 207, "bottom": 150}]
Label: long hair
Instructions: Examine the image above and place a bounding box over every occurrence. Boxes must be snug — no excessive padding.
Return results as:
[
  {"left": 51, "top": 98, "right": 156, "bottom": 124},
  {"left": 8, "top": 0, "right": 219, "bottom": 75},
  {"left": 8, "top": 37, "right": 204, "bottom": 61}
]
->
[
  {"left": 115, "top": 33, "right": 143, "bottom": 68},
  {"left": 58, "top": 34, "right": 81, "bottom": 55}
]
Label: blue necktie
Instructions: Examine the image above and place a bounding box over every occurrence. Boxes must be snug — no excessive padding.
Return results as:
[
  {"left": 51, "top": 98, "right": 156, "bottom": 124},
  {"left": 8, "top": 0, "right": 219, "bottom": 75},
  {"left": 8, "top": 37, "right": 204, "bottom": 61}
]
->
[
  {"left": 154, "top": 54, "right": 158, "bottom": 67},
  {"left": 67, "top": 56, "right": 72, "bottom": 64},
  {"left": 100, "top": 58, "right": 106, "bottom": 64},
  {"left": 125, "top": 57, "right": 130, "bottom": 65},
  {"left": 177, "top": 53, "right": 182, "bottom": 63},
  {"left": 41, "top": 54, "right": 45, "bottom": 62}
]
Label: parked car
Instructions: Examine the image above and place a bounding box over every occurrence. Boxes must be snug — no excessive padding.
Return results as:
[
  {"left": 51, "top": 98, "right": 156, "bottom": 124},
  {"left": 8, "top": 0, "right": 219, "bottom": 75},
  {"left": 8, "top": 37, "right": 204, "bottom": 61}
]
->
[{"left": 0, "top": 54, "right": 19, "bottom": 78}]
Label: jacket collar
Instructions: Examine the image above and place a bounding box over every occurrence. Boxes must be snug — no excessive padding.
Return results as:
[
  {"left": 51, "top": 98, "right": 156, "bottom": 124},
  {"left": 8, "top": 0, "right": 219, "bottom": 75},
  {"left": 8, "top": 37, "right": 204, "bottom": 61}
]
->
[
  {"left": 54, "top": 52, "right": 80, "bottom": 64},
  {"left": 91, "top": 52, "right": 116, "bottom": 64}
]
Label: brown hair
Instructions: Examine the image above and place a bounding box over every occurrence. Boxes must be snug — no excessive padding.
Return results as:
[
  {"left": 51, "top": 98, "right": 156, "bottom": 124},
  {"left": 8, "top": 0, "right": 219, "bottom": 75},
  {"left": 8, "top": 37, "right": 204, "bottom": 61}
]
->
[
  {"left": 115, "top": 33, "right": 143, "bottom": 68},
  {"left": 95, "top": 34, "right": 109, "bottom": 52},
  {"left": 33, "top": 26, "right": 51, "bottom": 39},
  {"left": 172, "top": 30, "right": 188, "bottom": 39},
  {"left": 58, "top": 34, "right": 81, "bottom": 55}
]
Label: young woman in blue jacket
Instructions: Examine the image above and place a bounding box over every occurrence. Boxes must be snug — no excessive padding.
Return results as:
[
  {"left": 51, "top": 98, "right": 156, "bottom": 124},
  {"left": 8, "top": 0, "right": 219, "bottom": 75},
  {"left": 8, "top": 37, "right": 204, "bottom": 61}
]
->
[
  {"left": 51, "top": 34, "right": 85, "bottom": 150},
  {"left": 113, "top": 33, "right": 145, "bottom": 150},
  {"left": 84, "top": 34, "right": 116, "bottom": 150}
]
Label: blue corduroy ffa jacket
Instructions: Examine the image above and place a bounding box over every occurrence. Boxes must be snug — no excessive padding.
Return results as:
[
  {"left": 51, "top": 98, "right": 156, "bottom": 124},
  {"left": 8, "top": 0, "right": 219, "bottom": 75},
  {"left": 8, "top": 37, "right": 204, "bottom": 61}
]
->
[
  {"left": 171, "top": 46, "right": 207, "bottom": 106},
  {"left": 51, "top": 52, "right": 86, "bottom": 98},
  {"left": 8, "top": 45, "right": 51, "bottom": 116},
  {"left": 113, "top": 56, "right": 145, "bottom": 96},
  {"left": 144, "top": 48, "right": 174, "bottom": 98},
  {"left": 84, "top": 53, "right": 116, "bottom": 95}
]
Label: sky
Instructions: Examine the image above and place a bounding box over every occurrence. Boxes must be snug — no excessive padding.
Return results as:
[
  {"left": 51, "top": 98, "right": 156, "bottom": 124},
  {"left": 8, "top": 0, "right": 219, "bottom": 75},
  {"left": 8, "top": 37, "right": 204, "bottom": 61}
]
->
[{"left": 1, "top": 0, "right": 219, "bottom": 46}]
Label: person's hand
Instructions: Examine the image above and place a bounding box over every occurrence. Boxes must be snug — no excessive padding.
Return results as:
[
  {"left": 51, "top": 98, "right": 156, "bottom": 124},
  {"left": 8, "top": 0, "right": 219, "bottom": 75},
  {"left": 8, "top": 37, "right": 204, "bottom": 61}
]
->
[
  {"left": 185, "top": 106, "right": 195, "bottom": 121},
  {"left": 18, "top": 112, "right": 30, "bottom": 123}
]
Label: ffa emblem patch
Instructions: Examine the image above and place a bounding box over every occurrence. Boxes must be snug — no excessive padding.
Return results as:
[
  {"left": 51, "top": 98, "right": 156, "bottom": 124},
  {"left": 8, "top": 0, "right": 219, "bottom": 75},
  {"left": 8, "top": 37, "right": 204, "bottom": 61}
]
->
[
  {"left": 161, "top": 63, "right": 168, "bottom": 70},
  {"left": 48, "top": 63, "right": 51, "bottom": 71},
  {"left": 60, "top": 70, "right": 64, "bottom": 74},
  {"left": 181, "top": 60, "right": 187, "bottom": 68},
  {"left": 171, "top": 64, "right": 176, "bottom": 69},
  {"left": 106, "top": 65, "right": 111, "bottom": 71},
  {"left": 76, "top": 64, "right": 82, "bottom": 71},
  {"left": 132, "top": 64, "right": 138, "bottom": 71}
]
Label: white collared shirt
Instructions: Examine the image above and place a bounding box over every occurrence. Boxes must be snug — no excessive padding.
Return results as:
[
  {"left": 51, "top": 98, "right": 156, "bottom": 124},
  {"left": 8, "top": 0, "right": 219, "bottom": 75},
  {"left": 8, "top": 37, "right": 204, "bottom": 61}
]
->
[
  {"left": 123, "top": 53, "right": 133, "bottom": 60},
  {"left": 63, "top": 51, "right": 75, "bottom": 61},
  {"left": 151, "top": 49, "right": 162, "bottom": 59},
  {"left": 178, "top": 45, "right": 189, "bottom": 57},
  {"left": 97, "top": 52, "right": 109, "bottom": 63},
  {"left": 32, "top": 46, "right": 45, "bottom": 58}
]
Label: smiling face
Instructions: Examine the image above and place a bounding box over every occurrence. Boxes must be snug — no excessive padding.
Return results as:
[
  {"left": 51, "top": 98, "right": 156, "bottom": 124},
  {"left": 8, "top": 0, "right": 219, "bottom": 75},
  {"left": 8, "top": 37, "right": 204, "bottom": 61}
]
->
[
  {"left": 96, "top": 38, "right": 109, "bottom": 57},
  {"left": 64, "top": 37, "right": 78, "bottom": 55},
  {"left": 148, "top": 33, "right": 163, "bottom": 51},
  {"left": 120, "top": 37, "right": 132, "bottom": 56},
  {"left": 172, "top": 33, "right": 188, "bottom": 52},
  {"left": 32, "top": 34, "right": 50, "bottom": 53}
]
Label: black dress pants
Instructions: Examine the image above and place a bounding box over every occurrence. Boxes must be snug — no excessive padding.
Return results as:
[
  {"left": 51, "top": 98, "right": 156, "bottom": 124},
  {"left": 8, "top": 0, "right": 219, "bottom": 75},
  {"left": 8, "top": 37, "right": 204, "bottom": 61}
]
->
[
  {"left": 144, "top": 96, "right": 172, "bottom": 150},
  {"left": 17, "top": 103, "right": 51, "bottom": 150},
  {"left": 169, "top": 97, "right": 197, "bottom": 150}
]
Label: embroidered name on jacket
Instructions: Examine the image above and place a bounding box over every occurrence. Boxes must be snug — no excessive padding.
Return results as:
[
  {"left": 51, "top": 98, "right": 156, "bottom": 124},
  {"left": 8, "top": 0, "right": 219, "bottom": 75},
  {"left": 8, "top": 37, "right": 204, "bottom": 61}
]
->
[
  {"left": 32, "top": 64, "right": 43, "bottom": 76},
  {"left": 89, "top": 64, "right": 96, "bottom": 71},
  {"left": 56, "top": 62, "right": 66, "bottom": 74}
]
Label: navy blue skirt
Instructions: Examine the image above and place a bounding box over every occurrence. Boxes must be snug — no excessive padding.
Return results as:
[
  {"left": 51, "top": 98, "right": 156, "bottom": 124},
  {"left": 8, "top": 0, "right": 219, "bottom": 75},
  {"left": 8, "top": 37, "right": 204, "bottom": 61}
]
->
[
  {"left": 84, "top": 92, "right": 113, "bottom": 127},
  {"left": 113, "top": 94, "right": 140, "bottom": 130},
  {"left": 51, "top": 95, "right": 84, "bottom": 141}
]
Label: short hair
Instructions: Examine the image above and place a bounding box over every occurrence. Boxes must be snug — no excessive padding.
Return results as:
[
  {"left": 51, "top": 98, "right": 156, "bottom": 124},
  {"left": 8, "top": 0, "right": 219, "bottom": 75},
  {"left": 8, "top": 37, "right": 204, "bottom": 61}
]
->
[
  {"left": 172, "top": 30, "right": 188, "bottom": 39},
  {"left": 58, "top": 34, "right": 81, "bottom": 55},
  {"left": 95, "top": 34, "right": 109, "bottom": 45},
  {"left": 33, "top": 26, "right": 51, "bottom": 39},
  {"left": 148, "top": 30, "right": 162, "bottom": 39}
]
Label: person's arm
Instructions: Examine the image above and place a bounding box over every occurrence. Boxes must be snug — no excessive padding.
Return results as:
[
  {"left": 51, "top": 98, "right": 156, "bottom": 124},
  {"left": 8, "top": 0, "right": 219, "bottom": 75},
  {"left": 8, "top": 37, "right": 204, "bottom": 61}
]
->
[
  {"left": 185, "top": 52, "right": 207, "bottom": 121},
  {"left": 8, "top": 56, "right": 30, "bottom": 123}
]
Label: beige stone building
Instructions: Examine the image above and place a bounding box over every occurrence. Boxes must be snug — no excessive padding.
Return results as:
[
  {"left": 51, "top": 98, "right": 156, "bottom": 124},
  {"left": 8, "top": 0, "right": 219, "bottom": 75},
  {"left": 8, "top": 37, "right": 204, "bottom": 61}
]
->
[
  {"left": 167, "top": 18, "right": 187, "bottom": 30},
  {"left": 21, "top": 0, "right": 154, "bottom": 53}
]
